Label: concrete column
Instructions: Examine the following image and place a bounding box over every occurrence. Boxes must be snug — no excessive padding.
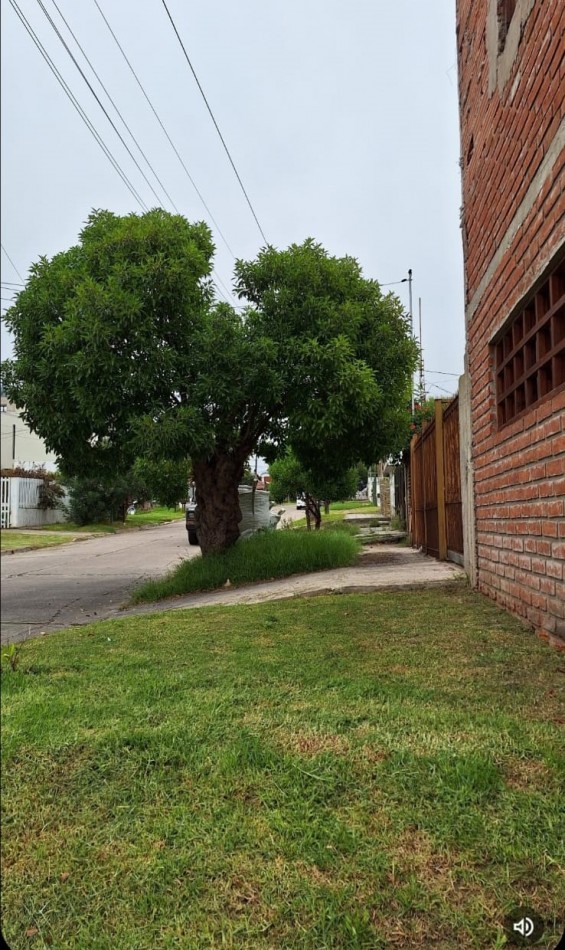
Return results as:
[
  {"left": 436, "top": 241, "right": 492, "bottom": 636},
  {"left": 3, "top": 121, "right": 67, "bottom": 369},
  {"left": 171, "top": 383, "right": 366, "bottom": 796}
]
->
[{"left": 459, "top": 371, "right": 477, "bottom": 587}]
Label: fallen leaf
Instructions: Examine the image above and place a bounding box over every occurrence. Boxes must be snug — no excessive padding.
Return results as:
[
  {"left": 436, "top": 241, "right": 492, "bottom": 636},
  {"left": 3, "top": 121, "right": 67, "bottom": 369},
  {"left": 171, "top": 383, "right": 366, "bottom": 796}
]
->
[
  {"left": 26, "top": 928, "right": 39, "bottom": 938},
  {"left": 60, "top": 872, "right": 70, "bottom": 882}
]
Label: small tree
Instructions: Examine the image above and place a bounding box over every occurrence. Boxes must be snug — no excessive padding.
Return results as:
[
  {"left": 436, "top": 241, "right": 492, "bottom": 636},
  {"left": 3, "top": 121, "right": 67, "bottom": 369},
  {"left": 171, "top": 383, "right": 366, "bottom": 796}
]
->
[
  {"left": 269, "top": 450, "right": 357, "bottom": 529},
  {"left": 132, "top": 457, "right": 190, "bottom": 509}
]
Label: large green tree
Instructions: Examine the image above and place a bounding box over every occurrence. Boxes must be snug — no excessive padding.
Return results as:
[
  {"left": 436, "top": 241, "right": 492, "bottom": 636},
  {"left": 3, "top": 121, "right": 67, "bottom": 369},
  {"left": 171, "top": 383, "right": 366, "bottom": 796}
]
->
[{"left": 2, "top": 210, "right": 417, "bottom": 554}]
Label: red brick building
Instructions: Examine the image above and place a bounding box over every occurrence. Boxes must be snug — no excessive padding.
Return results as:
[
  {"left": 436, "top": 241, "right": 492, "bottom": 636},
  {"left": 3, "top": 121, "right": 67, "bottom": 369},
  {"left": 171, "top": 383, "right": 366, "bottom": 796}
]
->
[{"left": 457, "top": 0, "right": 565, "bottom": 647}]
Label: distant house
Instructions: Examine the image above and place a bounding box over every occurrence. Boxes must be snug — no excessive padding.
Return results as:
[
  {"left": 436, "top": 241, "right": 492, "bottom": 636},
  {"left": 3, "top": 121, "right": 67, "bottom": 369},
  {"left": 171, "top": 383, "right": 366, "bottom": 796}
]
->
[
  {"left": 0, "top": 396, "right": 58, "bottom": 472},
  {"left": 457, "top": 0, "right": 565, "bottom": 647}
]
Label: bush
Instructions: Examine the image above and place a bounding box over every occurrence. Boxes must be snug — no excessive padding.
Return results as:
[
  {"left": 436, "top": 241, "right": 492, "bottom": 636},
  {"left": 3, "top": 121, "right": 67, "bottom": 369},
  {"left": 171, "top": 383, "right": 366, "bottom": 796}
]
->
[
  {"left": 37, "top": 478, "right": 66, "bottom": 510},
  {"left": 64, "top": 474, "right": 147, "bottom": 525}
]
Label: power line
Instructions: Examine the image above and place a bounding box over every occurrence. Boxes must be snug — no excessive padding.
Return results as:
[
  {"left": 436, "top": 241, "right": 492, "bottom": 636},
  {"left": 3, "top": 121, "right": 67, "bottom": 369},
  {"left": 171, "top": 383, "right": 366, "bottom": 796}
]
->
[
  {"left": 428, "top": 382, "right": 456, "bottom": 396},
  {"left": 9, "top": 3, "right": 234, "bottom": 308},
  {"left": 426, "top": 370, "right": 461, "bottom": 377},
  {"left": 0, "top": 281, "right": 24, "bottom": 288},
  {"left": 9, "top": 0, "right": 149, "bottom": 210},
  {"left": 46, "top": 0, "right": 180, "bottom": 212},
  {"left": 1, "top": 245, "right": 25, "bottom": 283},
  {"left": 35, "top": 0, "right": 166, "bottom": 209},
  {"left": 160, "top": 0, "right": 269, "bottom": 246},
  {"left": 92, "top": 0, "right": 236, "bottom": 260},
  {"left": 37, "top": 0, "right": 235, "bottom": 306}
]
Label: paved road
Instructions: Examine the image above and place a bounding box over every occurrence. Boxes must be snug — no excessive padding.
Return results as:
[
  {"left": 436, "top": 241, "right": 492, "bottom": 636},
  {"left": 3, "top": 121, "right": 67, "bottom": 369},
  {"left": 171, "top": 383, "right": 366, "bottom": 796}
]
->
[{"left": 1, "top": 520, "right": 198, "bottom": 643}]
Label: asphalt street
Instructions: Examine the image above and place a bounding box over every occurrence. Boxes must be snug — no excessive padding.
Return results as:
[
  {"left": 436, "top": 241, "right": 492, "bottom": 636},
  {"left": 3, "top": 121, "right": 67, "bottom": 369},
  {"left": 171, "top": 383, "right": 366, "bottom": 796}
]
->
[
  {"left": 1, "top": 506, "right": 303, "bottom": 643},
  {"left": 1, "top": 520, "right": 198, "bottom": 643}
]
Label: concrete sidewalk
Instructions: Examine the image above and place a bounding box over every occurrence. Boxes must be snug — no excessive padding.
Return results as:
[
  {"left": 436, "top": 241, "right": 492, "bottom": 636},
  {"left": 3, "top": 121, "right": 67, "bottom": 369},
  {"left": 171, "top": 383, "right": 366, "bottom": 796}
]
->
[{"left": 118, "top": 543, "right": 467, "bottom": 621}]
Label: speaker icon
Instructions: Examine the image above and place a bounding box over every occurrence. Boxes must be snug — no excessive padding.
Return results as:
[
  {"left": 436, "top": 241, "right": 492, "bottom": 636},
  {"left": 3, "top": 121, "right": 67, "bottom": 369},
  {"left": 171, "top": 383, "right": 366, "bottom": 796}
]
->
[
  {"left": 513, "top": 917, "right": 535, "bottom": 938},
  {"left": 504, "top": 907, "right": 545, "bottom": 944}
]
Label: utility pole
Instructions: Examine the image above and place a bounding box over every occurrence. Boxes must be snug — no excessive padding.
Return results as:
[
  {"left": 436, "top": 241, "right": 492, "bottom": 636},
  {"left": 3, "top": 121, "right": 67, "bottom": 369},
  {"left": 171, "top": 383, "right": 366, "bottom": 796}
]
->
[{"left": 408, "top": 269, "right": 414, "bottom": 412}]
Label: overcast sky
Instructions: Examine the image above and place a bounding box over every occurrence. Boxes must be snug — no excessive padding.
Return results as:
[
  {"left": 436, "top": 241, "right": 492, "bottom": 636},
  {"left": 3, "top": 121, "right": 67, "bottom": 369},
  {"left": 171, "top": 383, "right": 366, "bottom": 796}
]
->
[{"left": 1, "top": 0, "right": 465, "bottom": 399}]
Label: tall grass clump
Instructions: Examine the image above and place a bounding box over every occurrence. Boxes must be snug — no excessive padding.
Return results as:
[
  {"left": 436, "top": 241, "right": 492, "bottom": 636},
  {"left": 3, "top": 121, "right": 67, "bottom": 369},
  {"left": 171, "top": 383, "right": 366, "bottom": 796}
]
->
[{"left": 131, "top": 529, "right": 360, "bottom": 604}]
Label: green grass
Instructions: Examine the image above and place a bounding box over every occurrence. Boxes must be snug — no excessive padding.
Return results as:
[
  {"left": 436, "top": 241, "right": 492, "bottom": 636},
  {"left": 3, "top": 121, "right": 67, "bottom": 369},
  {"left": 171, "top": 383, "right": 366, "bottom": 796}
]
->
[
  {"left": 329, "top": 500, "right": 379, "bottom": 511},
  {"left": 131, "top": 529, "right": 361, "bottom": 604},
  {"left": 291, "top": 506, "right": 380, "bottom": 530},
  {"left": 0, "top": 531, "right": 83, "bottom": 551},
  {"left": 1, "top": 587, "right": 563, "bottom": 949},
  {"left": 11, "top": 509, "right": 185, "bottom": 540},
  {"left": 37, "top": 522, "right": 120, "bottom": 534},
  {"left": 126, "top": 506, "right": 185, "bottom": 526}
]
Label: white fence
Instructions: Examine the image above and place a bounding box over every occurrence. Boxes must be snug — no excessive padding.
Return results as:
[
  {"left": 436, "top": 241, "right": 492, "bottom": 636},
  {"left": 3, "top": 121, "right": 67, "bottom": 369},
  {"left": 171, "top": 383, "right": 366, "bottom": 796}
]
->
[{"left": 0, "top": 477, "right": 68, "bottom": 529}]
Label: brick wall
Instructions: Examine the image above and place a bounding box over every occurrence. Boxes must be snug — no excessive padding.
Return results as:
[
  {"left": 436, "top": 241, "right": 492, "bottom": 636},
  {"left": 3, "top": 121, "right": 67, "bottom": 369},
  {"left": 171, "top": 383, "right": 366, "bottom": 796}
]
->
[{"left": 457, "top": 0, "right": 565, "bottom": 648}]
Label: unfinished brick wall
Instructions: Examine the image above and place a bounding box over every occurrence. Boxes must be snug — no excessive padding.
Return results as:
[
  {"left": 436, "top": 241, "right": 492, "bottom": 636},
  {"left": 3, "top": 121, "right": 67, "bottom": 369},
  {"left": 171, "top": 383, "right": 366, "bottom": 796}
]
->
[{"left": 457, "top": 0, "right": 565, "bottom": 648}]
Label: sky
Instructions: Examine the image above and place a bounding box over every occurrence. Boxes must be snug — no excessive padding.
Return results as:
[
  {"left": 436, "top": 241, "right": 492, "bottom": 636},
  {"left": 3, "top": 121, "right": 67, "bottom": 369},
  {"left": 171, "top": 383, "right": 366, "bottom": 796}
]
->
[{"left": 1, "top": 0, "right": 465, "bottom": 401}]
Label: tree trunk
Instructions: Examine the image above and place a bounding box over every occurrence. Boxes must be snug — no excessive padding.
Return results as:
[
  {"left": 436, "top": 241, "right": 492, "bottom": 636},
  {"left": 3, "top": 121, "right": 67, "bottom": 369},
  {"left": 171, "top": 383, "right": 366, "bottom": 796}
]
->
[
  {"left": 193, "top": 452, "right": 245, "bottom": 555},
  {"left": 324, "top": 500, "right": 330, "bottom": 515},
  {"left": 305, "top": 493, "right": 321, "bottom": 530}
]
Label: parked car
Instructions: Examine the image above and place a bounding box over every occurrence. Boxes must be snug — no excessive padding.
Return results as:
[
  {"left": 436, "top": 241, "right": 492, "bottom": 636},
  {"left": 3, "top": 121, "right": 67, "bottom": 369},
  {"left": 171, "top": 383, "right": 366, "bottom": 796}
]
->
[
  {"left": 296, "top": 495, "right": 306, "bottom": 509},
  {"left": 185, "top": 485, "right": 282, "bottom": 546}
]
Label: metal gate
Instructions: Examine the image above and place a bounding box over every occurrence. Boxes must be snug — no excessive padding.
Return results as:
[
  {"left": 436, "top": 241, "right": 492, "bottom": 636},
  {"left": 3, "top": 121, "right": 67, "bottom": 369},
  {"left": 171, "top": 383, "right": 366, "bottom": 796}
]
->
[
  {"left": 410, "top": 396, "right": 464, "bottom": 563},
  {"left": 1, "top": 477, "right": 11, "bottom": 528}
]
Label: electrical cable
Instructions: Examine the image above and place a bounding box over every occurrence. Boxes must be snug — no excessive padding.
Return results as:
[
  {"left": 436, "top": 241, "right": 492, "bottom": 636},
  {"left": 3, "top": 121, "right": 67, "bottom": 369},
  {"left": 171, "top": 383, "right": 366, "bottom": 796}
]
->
[
  {"left": 9, "top": 0, "right": 149, "bottom": 210},
  {"left": 1, "top": 245, "right": 25, "bottom": 283},
  {"left": 92, "top": 0, "right": 236, "bottom": 260},
  {"left": 39, "top": 0, "right": 234, "bottom": 305},
  {"left": 426, "top": 370, "right": 460, "bottom": 377},
  {"left": 46, "top": 0, "right": 180, "bottom": 213},
  {"left": 160, "top": 0, "right": 269, "bottom": 246},
  {"left": 9, "top": 3, "right": 234, "bottom": 306},
  {"left": 35, "top": 0, "right": 166, "bottom": 209}
]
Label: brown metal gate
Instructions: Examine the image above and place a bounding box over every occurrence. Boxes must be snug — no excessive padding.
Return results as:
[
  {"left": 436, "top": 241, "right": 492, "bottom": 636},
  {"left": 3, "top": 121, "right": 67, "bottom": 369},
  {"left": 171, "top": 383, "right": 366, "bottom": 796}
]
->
[{"left": 410, "top": 396, "right": 463, "bottom": 563}]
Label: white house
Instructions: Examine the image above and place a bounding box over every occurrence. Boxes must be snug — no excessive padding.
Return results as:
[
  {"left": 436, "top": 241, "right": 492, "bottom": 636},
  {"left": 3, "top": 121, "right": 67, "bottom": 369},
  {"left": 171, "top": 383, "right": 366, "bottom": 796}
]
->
[{"left": 0, "top": 398, "right": 58, "bottom": 472}]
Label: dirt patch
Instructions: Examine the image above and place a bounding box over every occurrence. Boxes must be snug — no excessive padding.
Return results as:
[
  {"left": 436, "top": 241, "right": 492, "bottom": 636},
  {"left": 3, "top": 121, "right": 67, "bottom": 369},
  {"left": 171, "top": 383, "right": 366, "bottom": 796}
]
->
[
  {"left": 358, "top": 550, "right": 406, "bottom": 566},
  {"left": 276, "top": 729, "right": 351, "bottom": 757},
  {"left": 502, "top": 757, "right": 555, "bottom": 791},
  {"left": 293, "top": 860, "right": 340, "bottom": 889}
]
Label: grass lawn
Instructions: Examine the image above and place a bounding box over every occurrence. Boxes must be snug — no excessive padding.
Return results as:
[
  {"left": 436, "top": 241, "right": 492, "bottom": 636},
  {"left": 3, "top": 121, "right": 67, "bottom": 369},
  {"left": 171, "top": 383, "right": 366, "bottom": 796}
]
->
[
  {"left": 329, "top": 500, "right": 379, "bottom": 511},
  {"left": 131, "top": 529, "right": 360, "bottom": 604},
  {"left": 2, "top": 510, "right": 186, "bottom": 545},
  {"left": 0, "top": 531, "right": 83, "bottom": 552},
  {"left": 31, "top": 522, "right": 120, "bottom": 534},
  {"left": 126, "top": 507, "right": 185, "bottom": 527},
  {"left": 291, "top": 507, "right": 380, "bottom": 530},
  {"left": 2, "top": 587, "right": 564, "bottom": 949}
]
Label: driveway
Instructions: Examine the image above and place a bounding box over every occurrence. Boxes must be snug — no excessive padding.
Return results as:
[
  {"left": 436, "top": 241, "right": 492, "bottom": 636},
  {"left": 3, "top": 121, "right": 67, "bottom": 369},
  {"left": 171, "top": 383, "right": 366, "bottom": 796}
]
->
[{"left": 1, "top": 520, "right": 197, "bottom": 643}]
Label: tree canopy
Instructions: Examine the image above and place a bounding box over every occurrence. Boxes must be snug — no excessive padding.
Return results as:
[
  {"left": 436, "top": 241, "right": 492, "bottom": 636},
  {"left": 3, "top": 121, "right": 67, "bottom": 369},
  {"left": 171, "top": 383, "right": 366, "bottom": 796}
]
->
[{"left": 2, "top": 209, "right": 418, "bottom": 553}]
